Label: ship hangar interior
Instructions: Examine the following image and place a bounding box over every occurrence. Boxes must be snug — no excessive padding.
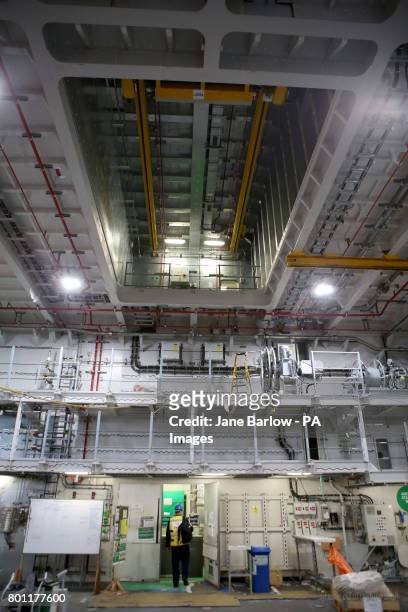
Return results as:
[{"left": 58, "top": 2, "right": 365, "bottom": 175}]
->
[{"left": 1, "top": 1, "right": 408, "bottom": 611}]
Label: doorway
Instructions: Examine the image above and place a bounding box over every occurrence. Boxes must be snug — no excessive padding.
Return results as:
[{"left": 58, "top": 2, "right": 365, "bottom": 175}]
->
[{"left": 160, "top": 483, "right": 204, "bottom": 579}]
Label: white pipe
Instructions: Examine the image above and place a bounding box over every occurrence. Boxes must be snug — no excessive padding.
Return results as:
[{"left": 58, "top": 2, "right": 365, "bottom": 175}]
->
[
  {"left": 330, "top": 479, "right": 349, "bottom": 561},
  {"left": 0, "top": 571, "right": 15, "bottom": 600}
]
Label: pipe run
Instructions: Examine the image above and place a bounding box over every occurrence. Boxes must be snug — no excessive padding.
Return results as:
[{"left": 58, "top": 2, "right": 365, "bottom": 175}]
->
[
  {"left": 0, "top": 57, "right": 89, "bottom": 288},
  {"left": 0, "top": 282, "right": 406, "bottom": 321}
]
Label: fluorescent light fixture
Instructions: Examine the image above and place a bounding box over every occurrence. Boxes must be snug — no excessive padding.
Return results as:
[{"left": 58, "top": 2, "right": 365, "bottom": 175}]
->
[
  {"left": 59, "top": 275, "right": 83, "bottom": 292},
  {"left": 313, "top": 282, "right": 335, "bottom": 297},
  {"left": 198, "top": 472, "right": 228, "bottom": 477},
  {"left": 168, "top": 222, "right": 190, "bottom": 227},
  {"left": 64, "top": 471, "right": 90, "bottom": 475},
  {"left": 29, "top": 289, "right": 38, "bottom": 303},
  {"left": 204, "top": 239, "right": 225, "bottom": 247},
  {"left": 287, "top": 472, "right": 312, "bottom": 476},
  {"left": 164, "top": 238, "right": 186, "bottom": 245}
]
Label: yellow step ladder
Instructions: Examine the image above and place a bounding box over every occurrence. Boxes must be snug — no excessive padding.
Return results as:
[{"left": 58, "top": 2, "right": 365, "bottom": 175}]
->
[{"left": 231, "top": 352, "right": 252, "bottom": 395}]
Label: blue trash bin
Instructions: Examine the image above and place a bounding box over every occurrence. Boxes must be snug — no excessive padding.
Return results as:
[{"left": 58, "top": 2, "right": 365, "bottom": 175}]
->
[{"left": 250, "top": 546, "right": 271, "bottom": 593}]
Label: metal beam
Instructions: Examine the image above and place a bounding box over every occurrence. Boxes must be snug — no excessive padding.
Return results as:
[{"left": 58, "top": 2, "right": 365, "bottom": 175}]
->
[
  {"left": 230, "top": 92, "right": 269, "bottom": 252},
  {"left": 122, "top": 79, "right": 158, "bottom": 252},
  {"left": 155, "top": 81, "right": 254, "bottom": 105},
  {"left": 0, "top": 224, "right": 55, "bottom": 324},
  {"left": 189, "top": 101, "right": 209, "bottom": 250},
  {"left": 328, "top": 216, "right": 408, "bottom": 329},
  {"left": 10, "top": 399, "right": 23, "bottom": 461},
  {"left": 287, "top": 252, "right": 408, "bottom": 271}
]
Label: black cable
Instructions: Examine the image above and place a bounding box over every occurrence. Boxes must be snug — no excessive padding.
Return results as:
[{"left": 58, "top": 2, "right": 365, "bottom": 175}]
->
[
  {"left": 289, "top": 479, "right": 373, "bottom": 504},
  {"left": 277, "top": 427, "right": 296, "bottom": 459},
  {"left": 393, "top": 47, "right": 401, "bottom": 88}
]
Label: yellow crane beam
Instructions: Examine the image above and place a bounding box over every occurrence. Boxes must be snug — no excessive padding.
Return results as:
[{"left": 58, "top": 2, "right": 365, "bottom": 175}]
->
[
  {"left": 287, "top": 251, "right": 408, "bottom": 271},
  {"left": 155, "top": 81, "right": 288, "bottom": 106},
  {"left": 121, "top": 79, "right": 158, "bottom": 252},
  {"left": 230, "top": 92, "right": 269, "bottom": 253},
  {"left": 155, "top": 81, "right": 254, "bottom": 105}
]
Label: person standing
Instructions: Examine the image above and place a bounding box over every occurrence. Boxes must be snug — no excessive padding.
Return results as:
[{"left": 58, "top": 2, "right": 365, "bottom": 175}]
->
[{"left": 165, "top": 503, "right": 193, "bottom": 589}]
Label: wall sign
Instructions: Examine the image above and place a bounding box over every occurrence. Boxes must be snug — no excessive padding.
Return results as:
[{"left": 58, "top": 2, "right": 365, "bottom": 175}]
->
[
  {"left": 112, "top": 506, "right": 128, "bottom": 565},
  {"left": 396, "top": 485, "right": 408, "bottom": 511}
]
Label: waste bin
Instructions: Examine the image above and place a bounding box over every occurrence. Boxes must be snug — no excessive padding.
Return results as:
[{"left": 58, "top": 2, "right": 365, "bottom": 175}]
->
[{"left": 250, "top": 546, "right": 271, "bottom": 593}]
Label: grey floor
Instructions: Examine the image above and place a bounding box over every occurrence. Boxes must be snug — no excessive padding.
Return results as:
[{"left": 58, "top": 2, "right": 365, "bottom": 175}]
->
[
  {"left": 68, "top": 591, "right": 337, "bottom": 611},
  {"left": 66, "top": 585, "right": 408, "bottom": 611}
]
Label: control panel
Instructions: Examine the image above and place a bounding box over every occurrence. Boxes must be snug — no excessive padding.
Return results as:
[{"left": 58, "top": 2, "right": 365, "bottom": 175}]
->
[
  {"left": 294, "top": 502, "right": 318, "bottom": 536},
  {"left": 294, "top": 503, "right": 317, "bottom": 516},
  {"left": 361, "top": 504, "right": 396, "bottom": 546}
]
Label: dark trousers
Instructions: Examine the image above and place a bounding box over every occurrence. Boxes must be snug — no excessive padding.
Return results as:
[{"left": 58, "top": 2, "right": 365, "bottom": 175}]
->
[{"left": 171, "top": 545, "right": 190, "bottom": 586}]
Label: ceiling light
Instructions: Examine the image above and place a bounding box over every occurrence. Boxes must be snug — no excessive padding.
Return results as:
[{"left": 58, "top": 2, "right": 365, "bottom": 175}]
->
[
  {"left": 64, "top": 471, "right": 90, "bottom": 475},
  {"left": 29, "top": 289, "right": 39, "bottom": 303},
  {"left": 59, "top": 275, "right": 83, "bottom": 292},
  {"left": 198, "top": 472, "right": 228, "bottom": 477},
  {"left": 313, "top": 282, "right": 335, "bottom": 297},
  {"left": 287, "top": 472, "right": 312, "bottom": 476},
  {"left": 204, "top": 239, "right": 225, "bottom": 247},
  {"left": 168, "top": 222, "right": 190, "bottom": 227},
  {"left": 164, "top": 238, "right": 186, "bottom": 245}
]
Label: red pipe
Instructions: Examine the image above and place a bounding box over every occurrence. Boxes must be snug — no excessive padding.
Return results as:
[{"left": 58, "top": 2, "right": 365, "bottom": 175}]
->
[
  {"left": 0, "top": 295, "right": 406, "bottom": 319},
  {"left": 89, "top": 335, "right": 101, "bottom": 391},
  {"left": 343, "top": 148, "right": 408, "bottom": 256},
  {"left": 0, "top": 144, "right": 60, "bottom": 270},
  {"left": 95, "top": 336, "right": 104, "bottom": 391},
  {"left": 0, "top": 320, "right": 399, "bottom": 334},
  {"left": 0, "top": 58, "right": 89, "bottom": 286},
  {"left": 295, "top": 147, "right": 408, "bottom": 312}
]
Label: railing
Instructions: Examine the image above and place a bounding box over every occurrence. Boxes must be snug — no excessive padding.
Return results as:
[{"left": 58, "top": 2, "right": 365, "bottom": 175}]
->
[
  {"left": 0, "top": 345, "right": 263, "bottom": 395},
  {"left": 123, "top": 260, "right": 261, "bottom": 289}
]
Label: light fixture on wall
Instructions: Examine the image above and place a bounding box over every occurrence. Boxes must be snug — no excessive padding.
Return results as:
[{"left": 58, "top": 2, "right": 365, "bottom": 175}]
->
[
  {"left": 204, "top": 239, "right": 225, "bottom": 247},
  {"left": 59, "top": 275, "right": 83, "bottom": 292},
  {"left": 312, "top": 282, "right": 336, "bottom": 297},
  {"left": 164, "top": 238, "right": 186, "bottom": 245},
  {"left": 197, "top": 472, "right": 228, "bottom": 477},
  {"left": 64, "top": 471, "right": 91, "bottom": 475}
]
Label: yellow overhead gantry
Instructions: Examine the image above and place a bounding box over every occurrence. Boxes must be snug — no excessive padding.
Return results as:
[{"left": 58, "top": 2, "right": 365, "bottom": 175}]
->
[
  {"left": 122, "top": 79, "right": 158, "bottom": 253},
  {"left": 287, "top": 251, "right": 408, "bottom": 271},
  {"left": 229, "top": 87, "right": 287, "bottom": 253},
  {"left": 155, "top": 81, "right": 255, "bottom": 105},
  {"left": 229, "top": 91, "right": 268, "bottom": 253}
]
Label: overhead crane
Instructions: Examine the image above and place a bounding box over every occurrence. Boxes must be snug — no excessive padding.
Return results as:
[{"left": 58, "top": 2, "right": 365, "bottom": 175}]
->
[{"left": 287, "top": 251, "right": 408, "bottom": 271}]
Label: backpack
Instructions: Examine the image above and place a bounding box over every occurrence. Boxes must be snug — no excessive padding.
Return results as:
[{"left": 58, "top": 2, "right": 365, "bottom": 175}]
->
[{"left": 179, "top": 517, "right": 193, "bottom": 544}]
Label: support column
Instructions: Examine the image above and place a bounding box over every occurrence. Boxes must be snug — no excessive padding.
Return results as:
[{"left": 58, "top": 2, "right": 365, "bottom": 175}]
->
[
  {"left": 55, "top": 346, "right": 64, "bottom": 390},
  {"left": 94, "top": 410, "right": 102, "bottom": 461},
  {"left": 10, "top": 399, "right": 23, "bottom": 460},
  {"left": 41, "top": 410, "right": 51, "bottom": 459},
  {"left": 7, "top": 345, "right": 15, "bottom": 387},
  {"left": 190, "top": 404, "right": 195, "bottom": 466},
  {"left": 148, "top": 407, "right": 154, "bottom": 464},
  {"left": 356, "top": 402, "right": 369, "bottom": 464}
]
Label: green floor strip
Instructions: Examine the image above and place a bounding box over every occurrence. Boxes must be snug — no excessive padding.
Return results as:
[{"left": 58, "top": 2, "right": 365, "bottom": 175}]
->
[{"left": 122, "top": 577, "right": 202, "bottom": 592}]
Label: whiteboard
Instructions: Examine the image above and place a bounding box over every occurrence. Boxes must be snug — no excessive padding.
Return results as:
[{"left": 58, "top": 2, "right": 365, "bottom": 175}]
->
[{"left": 23, "top": 499, "right": 103, "bottom": 554}]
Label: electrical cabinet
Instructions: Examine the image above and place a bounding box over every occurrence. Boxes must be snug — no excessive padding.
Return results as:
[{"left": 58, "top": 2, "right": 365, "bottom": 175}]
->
[
  {"left": 361, "top": 504, "right": 397, "bottom": 546},
  {"left": 203, "top": 342, "right": 225, "bottom": 364},
  {"left": 160, "top": 341, "right": 183, "bottom": 364}
]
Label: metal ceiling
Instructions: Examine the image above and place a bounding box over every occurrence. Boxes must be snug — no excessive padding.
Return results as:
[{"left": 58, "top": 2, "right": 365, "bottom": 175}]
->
[{"left": 0, "top": 0, "right": 407, "bottom": 333}]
